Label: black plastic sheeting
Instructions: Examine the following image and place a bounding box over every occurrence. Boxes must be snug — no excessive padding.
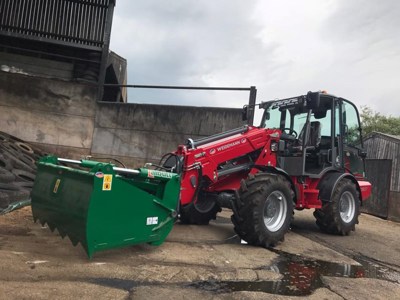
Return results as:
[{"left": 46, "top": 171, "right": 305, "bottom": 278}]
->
[
  {"left": 0, "top": 199, "right": 31, "bottom": 215},
  {"left": 0, "top": 0, "right": 114, "bottom": 48},
  {"left": 0, "top": 131, "right": 45, "bottom": 214}
]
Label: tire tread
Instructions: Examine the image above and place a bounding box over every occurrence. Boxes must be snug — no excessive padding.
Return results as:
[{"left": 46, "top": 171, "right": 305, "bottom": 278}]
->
[
  {"left": 232, "top": 173, "right": 294, "bottom": 247},
  {"left": 314, "top": 179, "right": 360, "bottom": 235}
]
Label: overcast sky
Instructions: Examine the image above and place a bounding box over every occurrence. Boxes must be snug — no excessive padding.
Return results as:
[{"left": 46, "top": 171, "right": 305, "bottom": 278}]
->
[{"left": 110, "top": 0, "right": 400, "bottom": 118}]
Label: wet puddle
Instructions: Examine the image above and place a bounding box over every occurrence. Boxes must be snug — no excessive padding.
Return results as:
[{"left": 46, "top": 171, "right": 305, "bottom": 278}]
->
[
  {"left": 188, "top": 249, "right": 400, "bottom": 296},
  {"left": 87, "top": 251, "right": 400, "bottom": 296},
  {"left": 86, "top": 229, "right": 400, "bottom": 296}
]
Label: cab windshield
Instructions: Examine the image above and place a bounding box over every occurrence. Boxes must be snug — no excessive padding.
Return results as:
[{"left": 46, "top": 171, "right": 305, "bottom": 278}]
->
[{"left": 261, "top": 98, "right": 334, "bottom": 138}]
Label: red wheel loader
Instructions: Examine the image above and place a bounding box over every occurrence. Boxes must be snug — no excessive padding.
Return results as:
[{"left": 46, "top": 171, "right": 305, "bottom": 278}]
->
[{"left": 31, "top": 91, "right": 371, "bottom": 257}]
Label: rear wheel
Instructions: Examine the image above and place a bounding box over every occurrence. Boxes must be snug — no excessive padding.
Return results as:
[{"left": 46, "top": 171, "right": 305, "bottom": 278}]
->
[
  {"left": 0, "top": 192, "right": 10, "bottom": 209},
  {"left": 231, "top": 173, "right": 294, "bottom": 247},
  {"left": 179, "top": 194, "right": 221, "bottom": 225},
  {"left": 314, "top": 179, "right": 360, "bottom": 235}
]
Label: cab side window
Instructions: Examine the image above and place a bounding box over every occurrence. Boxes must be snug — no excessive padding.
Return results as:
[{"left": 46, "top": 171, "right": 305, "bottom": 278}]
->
[{"left": 342, "top": 101, "right": 361, "bottom": 146}]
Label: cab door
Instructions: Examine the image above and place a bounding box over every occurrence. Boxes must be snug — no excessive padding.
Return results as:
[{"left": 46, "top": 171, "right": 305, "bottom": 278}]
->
[{"left": 340, "top": 99, "right": 366, "bottom": 179}]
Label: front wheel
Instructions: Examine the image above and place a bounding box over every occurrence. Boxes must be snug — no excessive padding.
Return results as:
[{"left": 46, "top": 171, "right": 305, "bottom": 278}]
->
[
  {"left": 179, "top": 194, "right": 221, "bottom": 225},
  {"left": 314, "top": 179, "right": 360, "bottom": 235},
  {"left": 231, "top": 173, "right": 294, "bottom": 247}
]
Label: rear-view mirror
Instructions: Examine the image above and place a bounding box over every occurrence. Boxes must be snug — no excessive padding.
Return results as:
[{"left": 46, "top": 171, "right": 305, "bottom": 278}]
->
[
  {"left": 242, "top": 106, "right": 248, "bottom": 121},
  {"left": 307, "top": 91, "right": 320, "bottom": 109}
]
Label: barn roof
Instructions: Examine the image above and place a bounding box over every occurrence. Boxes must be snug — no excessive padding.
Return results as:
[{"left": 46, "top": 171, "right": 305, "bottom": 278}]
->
[
  {"left": 363, "top": 132, "right": 400, "bottom": 143},
  {"left": 363, "top": 131, "right": 400, "bottom": 192}
]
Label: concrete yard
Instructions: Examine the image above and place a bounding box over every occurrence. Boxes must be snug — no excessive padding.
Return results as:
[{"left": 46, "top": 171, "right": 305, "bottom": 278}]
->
[{"left": 0, "top": 207, "right": 399, "bottom": 299}]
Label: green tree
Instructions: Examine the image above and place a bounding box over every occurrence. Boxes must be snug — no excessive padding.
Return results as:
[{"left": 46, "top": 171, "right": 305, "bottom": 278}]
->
[{"left": 360, "top": 106, "right": 400, "bottom": 136}]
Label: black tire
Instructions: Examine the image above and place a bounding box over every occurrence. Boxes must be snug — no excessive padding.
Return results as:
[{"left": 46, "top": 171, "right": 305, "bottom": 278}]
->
[
  {"left": 1, "top": 141, "right": 22, "bottom": 154},
  {"left": 13, "top": 181, "right": 34, "bottom": 191},
  {"left": 12, "top": 169, "right": 36, "bottom": 182},
  {"left": 314, "top": 179, "right": 360, "bottom": 235},
  {"left": 15, "top": 152, "right": 37, "bottom": 170},
  {"left": 231, "top": 173, "right": 294, "bottom": 247},
  {"left": 0, "top": 183, "right": 21, "bottom": 192},
  {"left": 0, "top": 131, "right": 24, "bottom": 143},
  {"left": 30, "top": 145, "right": 47, "bottom": 158},
  {"left": 0, "top": 167, "right": 16, "bottom": 183},
  {"left": 14, "top": 142, "right": 34, "bottom": 155},
  {"left": 2, "top": 152, "right": 35, "bottom": 173},
  {"left": 0, "top": 192, "right": 10, "bottom": 209},
  {"left": 0, "top": 154, "right": 13, "bottom": 171},
  {"left": 0, "top": 133, "right": 9, "bottom": 143},
  {"left": 180, "top": 195, "right": 221, "bottom": 225}
]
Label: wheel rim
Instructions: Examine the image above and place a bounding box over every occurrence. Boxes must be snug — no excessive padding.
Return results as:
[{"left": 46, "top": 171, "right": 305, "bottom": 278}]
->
[
  {"left": 339, "top": 191, "right": 356, "bottom": 223},
  {"left": 263, "top": 191, "right": 287, "bottom": 232}
]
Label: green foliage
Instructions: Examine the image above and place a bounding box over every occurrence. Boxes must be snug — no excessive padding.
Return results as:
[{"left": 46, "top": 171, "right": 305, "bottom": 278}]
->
[{"left": 360, "top": 106, "right": 400, "bottom": 136}]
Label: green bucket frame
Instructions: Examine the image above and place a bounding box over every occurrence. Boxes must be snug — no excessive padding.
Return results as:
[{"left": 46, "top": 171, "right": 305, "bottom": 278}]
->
[{"left": 31, "top": 156, "right": 180, "bottom": 258}]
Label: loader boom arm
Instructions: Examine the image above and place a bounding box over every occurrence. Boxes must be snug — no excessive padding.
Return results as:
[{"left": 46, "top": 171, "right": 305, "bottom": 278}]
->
[{"left": 176, "top": 126, "right": 281, "bottom": 206}]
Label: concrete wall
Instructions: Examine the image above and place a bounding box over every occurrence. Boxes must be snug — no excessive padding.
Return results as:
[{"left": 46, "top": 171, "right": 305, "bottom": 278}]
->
[
  {"left": 0, "top": 72, "right": 245, "bottom": 167},
  {"left": 92, "top": 102, "right": 245, "bottom": 167},
  {"left": 0, "top": 72, "right": 97, "bottom": 158}
]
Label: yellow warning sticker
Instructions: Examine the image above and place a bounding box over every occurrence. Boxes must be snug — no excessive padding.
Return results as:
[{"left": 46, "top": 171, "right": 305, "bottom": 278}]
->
[
  {"left": 102, "top": 174, "right": 113, "bottom": 191},
  {"left": 104, "top": 175, "right": 112, "bottom": 183},
  {"left": 53, "top": 179, "right": 61, "bottom": 193}
]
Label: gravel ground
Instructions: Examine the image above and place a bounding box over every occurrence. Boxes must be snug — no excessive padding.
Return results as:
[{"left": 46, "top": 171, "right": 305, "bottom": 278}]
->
[{"left": 0, "top": 207, "right": 399, "bottom": 299}]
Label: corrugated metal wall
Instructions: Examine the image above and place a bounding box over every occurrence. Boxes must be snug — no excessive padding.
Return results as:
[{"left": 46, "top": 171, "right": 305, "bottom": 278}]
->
[
  {"left": 362, "top": 159, "right": 392, "bottom": 218},
  {"left": 364, "top": 133, "right": 400, "bottom": 192},
  {"left": 0, "top": 0, "right": 114, "bottom": 48}
]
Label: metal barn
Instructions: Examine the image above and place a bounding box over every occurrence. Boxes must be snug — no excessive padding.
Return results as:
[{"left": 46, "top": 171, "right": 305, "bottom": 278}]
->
[{"left": 363, "top": 132, "right": 400, "bottom": 222}]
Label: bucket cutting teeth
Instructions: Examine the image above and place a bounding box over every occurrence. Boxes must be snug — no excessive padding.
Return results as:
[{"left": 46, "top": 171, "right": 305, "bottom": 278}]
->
[{"left": 31, "top": 156, "right": 180, "bottom": 258}]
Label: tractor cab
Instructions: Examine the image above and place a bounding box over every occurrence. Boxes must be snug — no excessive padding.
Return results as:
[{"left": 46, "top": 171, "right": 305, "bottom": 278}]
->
[{"left": 261, "top": 91, "right": 366, "bottom": 179}]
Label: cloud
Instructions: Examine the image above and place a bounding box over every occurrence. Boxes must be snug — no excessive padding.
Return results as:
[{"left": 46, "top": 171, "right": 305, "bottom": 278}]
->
[
  {"left": 110, "top": 0, "right": 285, "bottom": 107},
  {"left": 316, "top": 0, "right": 400, "bottom": 115},
  {"left": 110, "top": 0, "right": 400, "bottom": 117}
]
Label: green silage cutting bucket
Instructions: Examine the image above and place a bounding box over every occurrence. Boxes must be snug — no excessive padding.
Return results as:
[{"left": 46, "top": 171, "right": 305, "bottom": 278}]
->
[{"left": 31, "top": 156, "right": 180, "bottom": 258}]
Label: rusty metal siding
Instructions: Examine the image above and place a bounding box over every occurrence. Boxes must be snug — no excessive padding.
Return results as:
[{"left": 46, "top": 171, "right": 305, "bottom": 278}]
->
[
  {"left": 0, "top": 0, "right": 114, "bottom": 49},
  {"left": 364, "top": 133, "right": 400, "bottom": 192},
  {"left": 362, "top": 159, "right": 392, "bottom": 218}
]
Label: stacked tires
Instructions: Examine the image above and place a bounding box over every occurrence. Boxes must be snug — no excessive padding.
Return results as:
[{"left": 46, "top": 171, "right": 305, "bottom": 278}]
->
[{"left": 0, "top": 131, "right": 45, "bottom": 212}]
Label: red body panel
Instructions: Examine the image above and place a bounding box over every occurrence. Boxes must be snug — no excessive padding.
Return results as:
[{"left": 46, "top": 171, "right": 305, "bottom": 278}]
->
[
  {"left": 293, "top": 177, "right": 322, "bottom": 209},
  {"left": 177, "top": 126, "right": 279, "bottom": 205},
  {"left": 176, "top": 126, "right": 370, "bottom": 209},
  {"left": 358, "top": 180, "right": 372, "bottom": 201}
]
